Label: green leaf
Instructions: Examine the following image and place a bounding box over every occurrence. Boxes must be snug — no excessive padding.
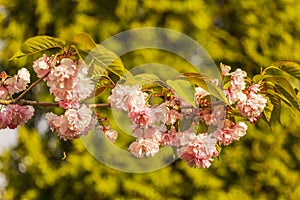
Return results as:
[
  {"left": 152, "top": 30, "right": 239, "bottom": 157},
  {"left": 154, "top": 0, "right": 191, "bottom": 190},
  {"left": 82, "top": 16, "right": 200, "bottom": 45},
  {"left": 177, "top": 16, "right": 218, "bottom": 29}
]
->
[
  {"left": 133, "top": 73, "right": 161, "bottom": 85},
  {"left": 183, "top": 73, "right": 227, "bottom": 103},
  {"left": 166, "top": 79, "right": 196, "bottom": 108},
  {"left": 262, "top": 100, "right": 273, "bottom": 123},
  {"left": 72, "top": 33, "right": 124, "bottom": 78},
  {"left": 72, "top": 33, "right": 97, "bottom": 52},
  {"left": 76, "top": 43, "right": 124, "bottom": 78},
  {"left": 272, "top": 61, "right": 300, "bottom": 80},
  {"left": 71, "top": 32, "right": 97, "bottom": 61},
  {"left": 10, "top": 36, "right": 65, "bottom": 60},
  {"left": 270, "top": 99, "right": 281, "bottom": 126},
  {"left": 265, "top": 91, "right": 281, "bottom": 126},
  {"left": 267, "top": 88, "right": 291, "bottom": 107},
  {"left": 216, "top": 143, "right": 222, "bottom": 155},
  {"left": 252, "top": 74, "right": 271, "bottom": 83},
  {"left": 266, "top": 76, "right": 300, "bottom": 110},
  {"left": 119, "top": 72, "right": 161, "bottom": 87},
  {"left": 223, "top": 75, "right": 231, "bottom": 90}
]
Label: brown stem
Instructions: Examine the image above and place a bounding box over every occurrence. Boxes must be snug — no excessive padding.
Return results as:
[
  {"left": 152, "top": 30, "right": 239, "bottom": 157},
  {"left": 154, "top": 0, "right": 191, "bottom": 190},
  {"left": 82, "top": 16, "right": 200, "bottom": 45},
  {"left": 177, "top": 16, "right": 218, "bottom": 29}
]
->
[
  {"left": 14, "top": 72, "right": 50, "bottom": 102},
  {"left": 17, "top": 99, "right": 59, "bottom": 107},
  {"left": 0, "top": 98, "right": 111, "bottom": 108}
]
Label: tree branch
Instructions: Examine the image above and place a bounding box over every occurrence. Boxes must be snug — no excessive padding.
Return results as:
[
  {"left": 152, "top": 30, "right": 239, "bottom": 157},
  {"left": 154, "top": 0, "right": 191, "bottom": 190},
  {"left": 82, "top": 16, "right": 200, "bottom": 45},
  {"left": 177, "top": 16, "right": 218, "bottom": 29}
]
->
[
  {"left": 0, "top": 98, "right": 111, "bottom": 108},
  {"left": 17, "top": 99, "right": 59, "bottom": 107}
]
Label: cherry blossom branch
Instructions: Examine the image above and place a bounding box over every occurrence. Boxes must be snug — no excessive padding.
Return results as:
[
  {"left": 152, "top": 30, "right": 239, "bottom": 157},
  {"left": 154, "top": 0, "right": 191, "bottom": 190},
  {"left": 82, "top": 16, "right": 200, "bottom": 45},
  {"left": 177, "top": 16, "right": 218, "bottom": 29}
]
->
[
  {"left": 0, "top": 98, "right": 111, "bottom": 108},
  {"left": 15, "top": 99, "right": 59, "bottom": 107},
  {"left": 14, "top": 72, "right": 49, "bottom": 102}
]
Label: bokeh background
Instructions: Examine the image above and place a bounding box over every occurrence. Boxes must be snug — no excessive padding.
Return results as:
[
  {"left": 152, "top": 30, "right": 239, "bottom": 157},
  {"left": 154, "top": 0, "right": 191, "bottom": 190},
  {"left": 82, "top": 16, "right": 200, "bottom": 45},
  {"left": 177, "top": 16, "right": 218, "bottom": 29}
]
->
[{"left": 0, "top": 0, "right": 300, "bottom": 199}]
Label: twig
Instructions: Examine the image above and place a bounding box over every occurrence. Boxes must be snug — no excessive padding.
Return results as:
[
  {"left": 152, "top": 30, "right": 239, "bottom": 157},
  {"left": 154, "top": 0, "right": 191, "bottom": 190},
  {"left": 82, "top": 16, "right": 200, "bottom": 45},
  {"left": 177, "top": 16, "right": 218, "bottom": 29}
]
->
[
  {"left": 0, "top": 98, "right": 111, "bottom": 108},
  {"left": 13, "top": 72, "right": 50, "bottom": 102},
  {"left": 17, "top": 99, "right": 59, "bottom": 107}
]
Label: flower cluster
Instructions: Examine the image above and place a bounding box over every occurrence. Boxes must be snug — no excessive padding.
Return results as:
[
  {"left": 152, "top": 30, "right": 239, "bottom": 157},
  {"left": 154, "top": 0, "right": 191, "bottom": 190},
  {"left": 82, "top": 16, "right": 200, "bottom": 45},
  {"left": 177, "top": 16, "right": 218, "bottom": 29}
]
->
[
  {"left": 34, "top": 55, "right": 94, "bottom": 109},
  {"left": 236, "top": 84, "right": 267, "bottom": 123},
  {"left": 45, "top": 105, "right": 97, "bottom": 140},
  {"left": 108, "top": 64, "right": 267, "bottom": 168},
  {"left": 0, "top": 53, "right": 268, "bottom": 169},
  {"left": 109, "top": 84, "right": 217, "bottom": 168},
  {"left": 221, "top": 63, "right": 267, "bottom": 123},
  {"left": 33, "top": 54, "right": 97, "bottom": 140},
  {"left": 0, "top": 69, "right": 30, "bottom": 98},
  {"left": 177, "top": 133, "right": 218, "bottom": 168},
  {"left": 0, "top": 69, "right": 34, "bottom": 129}
]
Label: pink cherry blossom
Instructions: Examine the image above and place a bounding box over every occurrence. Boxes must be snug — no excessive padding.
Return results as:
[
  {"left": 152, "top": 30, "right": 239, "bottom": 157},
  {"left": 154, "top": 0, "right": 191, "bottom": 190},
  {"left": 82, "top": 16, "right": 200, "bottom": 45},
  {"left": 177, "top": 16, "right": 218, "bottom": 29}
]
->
[
  {"left": 109, "top": 84, "right": 147, "bottom": 112},
  {"left": 150, "top": 105, "right": 168, "bottom": 124},
  {"left": 45, "top": 58, "right": 78, "bottom": 100},
  {"left": 103, "top": 129, "right": 118, "bottom": 142},
  {"left": 159, "top": 126, "right": 177, "bottom": 146},
  {"left": 128, "top": 107, "right": 152, "bottom": 127},
  {"left": 231, "top": 69, "right": 247, "bottom": 90},
  {"left": 199, "top": 105, "right": 226, "bottom": 128},
  {"left": 125, "top": 90, "right": 148, "bottom": 111},
  {"left": 236, "top": 84, "right": 267, "bottom": 123},
  {"left": 72, "top": 66, "right": 94, "bottom": 100},
  {"left": 33, "top": 54, "right": 53, "bottom": 78},
  {"left": 109, "top": 84, "right": 138, "bottom": 111},
  {"left": 58, "top": 66, "right": 94, "bottom": 109},
  {"left": 5, "top": 68, "right": 30, "bottom": 95},
  {"left": 220, "top": 63, "right": 231, "bottom": 76},
  {"left": 225, "top": 68, "right": 247, "bottom": 104},
  {"left": 0, "top": 112, "right": 5, "bottom": 129},
  {"left": 0, "top": 105, "right": 34, "bottom": 129},
  {"left": 212, "top": 119, "right": 248, "bottom": 145},
  {"left": 128, "top": 137, "right": 160, "bottom": 158},
  {"left": 44, "top": 58, "right": 94, "bottom": 108},
  {"left": 177, "top": 133, "right": 218, "bottom": 168},
  {"left": 0, "top": 87, "right": 8, "bottom": 99},
  {"left": 45, "top": 104, "right": 97, "bottom": 141},
  {"left": 132, "top": 126, "right": 161, "bottom": 140},
  {"left": 195, "top": 86, "right": 209, "bottom": 100},
  {"left": 171, "top": 129, "right": 196, "bottom": 147},
  {"left": 160, "top": 132, "right": 174, "bottom": 146},
  {"left": 45, "top": 112, "right": 62, "bottom": 133},
  {"left": 166, "top": 109, "right": 182, "bottom": 125}
]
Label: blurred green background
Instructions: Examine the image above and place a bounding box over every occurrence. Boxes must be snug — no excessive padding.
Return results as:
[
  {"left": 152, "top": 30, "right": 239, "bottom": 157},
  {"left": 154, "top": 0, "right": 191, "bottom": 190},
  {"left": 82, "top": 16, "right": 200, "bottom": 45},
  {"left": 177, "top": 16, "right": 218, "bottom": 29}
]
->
[{"left": 0, "top": 0, "right": 300, "bottom": 199}]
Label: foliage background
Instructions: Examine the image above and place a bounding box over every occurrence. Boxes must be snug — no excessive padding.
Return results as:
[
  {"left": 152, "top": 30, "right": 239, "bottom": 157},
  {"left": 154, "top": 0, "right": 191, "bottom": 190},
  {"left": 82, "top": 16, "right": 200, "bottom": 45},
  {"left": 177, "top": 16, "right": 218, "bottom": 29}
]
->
[{"left": 0, "top": 0, "right": 300, "bottom": 199}]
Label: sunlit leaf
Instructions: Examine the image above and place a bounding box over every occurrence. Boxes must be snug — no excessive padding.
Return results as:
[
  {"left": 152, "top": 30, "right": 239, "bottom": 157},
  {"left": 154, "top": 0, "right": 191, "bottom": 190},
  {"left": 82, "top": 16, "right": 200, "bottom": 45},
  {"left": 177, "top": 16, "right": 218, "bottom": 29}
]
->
[
  {"left": 262, "top": 100, "right": 273, "bottom": 123},
  {"left": 272, "top": 61, "right": 300, "bottom": 80},
  {"left": 72, "top": 32, "right": 97, "bottom": 52},
  {"left": 118, "top": 71, "right": 135, "bottom": 85},
  {"left": 119, "top": 72, "right": 162, "bottom": 88},
  {"left": 183, "top": 73, "right": 227, "bottom": 103},
  {"left": 9, "top": 36, "right": 65, "bottom": 60},
  {"left": 266, "top": 91, "right": 282, "bottom": 126},
  {"left": 133, "top": 73, "right": 161, "bottom": 85},
  {"left": 72, "top": 33, "right": 124, "bottom": 78},
  {"left": 252, "top": 74, "right": 271, "bottom": 83},
  {"left": 84, "top": 45, "right": 124, "bottom": 78},
  {"left": 266, "top": 76, "right": 300, "bottom": 110},
  {"left": 166, "top": 79, "right": 196, "bottom": 108},
  {"left": 223, "top": 75, "right": 231, "bottom": 89}
]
